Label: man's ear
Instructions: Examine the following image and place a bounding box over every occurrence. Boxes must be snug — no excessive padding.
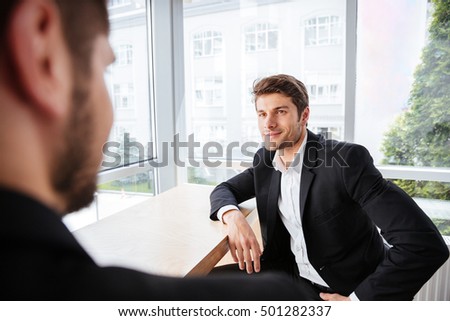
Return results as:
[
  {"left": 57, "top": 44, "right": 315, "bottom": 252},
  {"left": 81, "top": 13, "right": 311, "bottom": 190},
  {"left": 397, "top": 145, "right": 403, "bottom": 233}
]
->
[
  {"left": 7, "top": 0, "right": 72, "bottom": 119},
  {"left": 300, "top": 106, "right": 310, "bottom": 126}
]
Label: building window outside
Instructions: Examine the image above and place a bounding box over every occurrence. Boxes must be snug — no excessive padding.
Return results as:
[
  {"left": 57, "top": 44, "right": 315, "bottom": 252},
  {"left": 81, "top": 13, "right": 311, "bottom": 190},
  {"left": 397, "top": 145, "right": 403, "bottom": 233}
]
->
[
  {"left": 314, "top": 126, "right": 340, "bottom": 140},
  {"left": 305, "top": 73, "right": 342, "bottom": 105},
  {"left": 308, "top": 83, "right": 340, "bottom": 103},
  {"left": 305, "top": 15, "right": 341, "bottom": 46},
  {"left": 193, "top": 30, "right": 223, "bottom": 57},
  {"left": 194, "top": 77, "right": 223, "bottom": 107},
  {"left": 244, "top": 22, "right": 278, "bottom": 52},
  {"left": 113, "top": 83, "right": 135, "bottom": 109},
  {"left": 116, "top": 44, "right": 133, "bottom": 66},
  {"left": 64, "top": 0, "right": 154, "bottom": 232},
  {"left": 109, "top": 0, "right": 132, "bottom": 8}
]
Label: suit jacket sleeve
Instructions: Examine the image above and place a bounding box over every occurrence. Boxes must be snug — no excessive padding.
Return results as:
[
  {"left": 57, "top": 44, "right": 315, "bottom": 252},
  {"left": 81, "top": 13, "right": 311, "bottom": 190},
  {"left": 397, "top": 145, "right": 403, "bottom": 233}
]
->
[
  {"left": 341, "top": 144, "right": 449, "bottom": 300},
  {"left": 210, "top": 167, "right": 256, "bottom": 221}
]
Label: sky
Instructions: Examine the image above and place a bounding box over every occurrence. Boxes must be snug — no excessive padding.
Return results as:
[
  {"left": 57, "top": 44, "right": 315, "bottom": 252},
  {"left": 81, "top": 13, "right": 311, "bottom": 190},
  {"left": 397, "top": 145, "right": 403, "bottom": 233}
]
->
[{"left": 355, "top": 0, "right": 429, "bottom": 163}]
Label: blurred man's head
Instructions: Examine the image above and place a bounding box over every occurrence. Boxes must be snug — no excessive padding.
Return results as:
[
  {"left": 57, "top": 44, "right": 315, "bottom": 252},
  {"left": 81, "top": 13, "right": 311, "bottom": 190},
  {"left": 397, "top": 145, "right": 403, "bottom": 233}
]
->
[{"left": 0, "top": 0, "right": 114, "bottom": 214}]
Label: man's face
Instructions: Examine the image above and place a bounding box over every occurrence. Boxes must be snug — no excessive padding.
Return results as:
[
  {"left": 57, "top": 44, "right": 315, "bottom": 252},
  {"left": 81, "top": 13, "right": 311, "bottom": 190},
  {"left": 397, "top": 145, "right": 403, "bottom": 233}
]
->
[
  {"left": 54, "top": 35, "right": 115, "bottom": 214},
  {"left": 256, "top": 93, "right": 308, "bottom": 151}
]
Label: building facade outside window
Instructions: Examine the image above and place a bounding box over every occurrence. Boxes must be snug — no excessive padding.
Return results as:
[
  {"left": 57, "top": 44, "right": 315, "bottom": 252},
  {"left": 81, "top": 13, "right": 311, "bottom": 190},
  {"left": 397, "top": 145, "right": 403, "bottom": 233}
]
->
[
  {"left": 305, "top": 15, "right": 341, "bottom": 46},
  {"left": 193, "top": 30, "right": 223, "bottom": 57},
  {"left": 244, "top": 22, "right": 278, "bottom": 52},
  {"left": 115, "top": 44, "right": 133, "bottom": 66},
  {"left": 308, "top": 84, "right": 340, "bottom": 103},
  {"left": 113, "top": 83, "right": 135, "bottom": 109},
  {"left": 109, "top": 0, "right": 132, "bottom": 8},
  {"left": 194, "top": 76, "right": 224, "bottom": 107}
]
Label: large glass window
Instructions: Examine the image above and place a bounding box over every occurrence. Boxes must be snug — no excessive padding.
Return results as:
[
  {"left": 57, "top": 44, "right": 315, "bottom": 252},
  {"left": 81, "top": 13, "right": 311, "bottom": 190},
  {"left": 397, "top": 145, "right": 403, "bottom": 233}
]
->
[
  {"left": 183, "top": 0, "right": 346, "bottom": 187},
  {"left": 64, "top": 0, "right": 155, "bottom": 231},
  {"left": 183, "top": 0, "right": 449, "bottom": 235},
  {"left": 102, "top": 0, "right": 153, "bottom": 169},
  {"left": 355, "top": 0, "right": 449, "bottom": 235}
]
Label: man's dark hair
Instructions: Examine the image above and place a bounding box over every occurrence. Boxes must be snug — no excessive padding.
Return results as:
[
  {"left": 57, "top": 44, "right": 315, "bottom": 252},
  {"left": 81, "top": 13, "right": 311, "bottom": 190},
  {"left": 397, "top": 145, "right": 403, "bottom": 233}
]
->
[
  {"left": 252, "top": 74, "right": 309, "bottom": 118},
  {"left": 0, "top": 0, "right": 109, "bottom": 77}
]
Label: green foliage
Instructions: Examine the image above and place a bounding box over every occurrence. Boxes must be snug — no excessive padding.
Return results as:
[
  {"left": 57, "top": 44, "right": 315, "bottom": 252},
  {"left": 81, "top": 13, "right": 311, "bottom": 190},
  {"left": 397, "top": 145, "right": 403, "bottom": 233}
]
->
[
  {"left": 432, "top": 218, "right": 450, "bottom": 236},
  {"left": 381, "top": 0, "right": 450, "bottom": 200},
  {"left": 98, "top": 173, "right": 154, "bottom": 194},
  {"left": 391, "top": 179, "right": 450, "bottom": 200},
  {"left": 187, "top": 167, "right": 219, "bottom": 186}
]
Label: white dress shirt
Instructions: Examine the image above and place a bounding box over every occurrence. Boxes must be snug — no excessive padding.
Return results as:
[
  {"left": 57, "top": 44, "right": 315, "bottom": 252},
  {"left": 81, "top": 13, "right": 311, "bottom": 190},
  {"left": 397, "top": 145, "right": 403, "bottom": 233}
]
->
[{"left": 271, "top": 132, "right": 329, "bottom": 288}]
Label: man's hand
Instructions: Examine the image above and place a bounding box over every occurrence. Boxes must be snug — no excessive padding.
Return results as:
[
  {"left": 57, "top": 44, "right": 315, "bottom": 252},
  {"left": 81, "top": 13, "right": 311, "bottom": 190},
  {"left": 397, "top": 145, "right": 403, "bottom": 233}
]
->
[
  {"left": 319, "top": 293, "right": 350, "bottom": 301},
  {"left": 222, "top": 209, "right": 262, "bottom": 274}
]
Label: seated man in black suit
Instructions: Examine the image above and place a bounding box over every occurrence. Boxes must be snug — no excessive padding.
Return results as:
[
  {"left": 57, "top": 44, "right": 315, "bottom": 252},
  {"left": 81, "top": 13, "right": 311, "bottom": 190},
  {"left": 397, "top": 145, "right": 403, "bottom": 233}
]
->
[
  {"left": 0, "top": 0, "right": 307, "bottom": 300},
  {"left": 209, "top": 74, "right": 449, "bottom": 300}
]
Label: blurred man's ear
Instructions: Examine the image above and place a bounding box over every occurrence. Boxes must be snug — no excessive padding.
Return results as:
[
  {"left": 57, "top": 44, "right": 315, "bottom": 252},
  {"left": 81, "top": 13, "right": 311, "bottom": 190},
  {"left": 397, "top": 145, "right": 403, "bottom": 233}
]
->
[{"left": 7, "top": 0, "right": 72, "bottom": 119}]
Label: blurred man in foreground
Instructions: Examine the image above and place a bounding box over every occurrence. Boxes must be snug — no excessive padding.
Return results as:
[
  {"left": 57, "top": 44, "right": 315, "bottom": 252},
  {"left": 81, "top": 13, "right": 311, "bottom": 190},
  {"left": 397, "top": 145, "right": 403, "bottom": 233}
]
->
[{"left": 0, "top": 0, "right": 307, "bottom": 300}]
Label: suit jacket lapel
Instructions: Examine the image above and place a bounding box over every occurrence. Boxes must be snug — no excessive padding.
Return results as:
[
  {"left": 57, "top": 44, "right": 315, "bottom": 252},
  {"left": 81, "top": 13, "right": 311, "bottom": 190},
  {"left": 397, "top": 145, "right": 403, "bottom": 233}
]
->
[{"left": 300, "top": 131, "right": 319, "bottom": 221}]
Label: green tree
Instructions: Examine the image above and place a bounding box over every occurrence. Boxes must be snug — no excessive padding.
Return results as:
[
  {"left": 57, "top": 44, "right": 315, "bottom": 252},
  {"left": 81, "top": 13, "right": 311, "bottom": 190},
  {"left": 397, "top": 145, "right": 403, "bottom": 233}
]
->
[{"left": 381, "top": 0, "right": 450, "bottom": 201}]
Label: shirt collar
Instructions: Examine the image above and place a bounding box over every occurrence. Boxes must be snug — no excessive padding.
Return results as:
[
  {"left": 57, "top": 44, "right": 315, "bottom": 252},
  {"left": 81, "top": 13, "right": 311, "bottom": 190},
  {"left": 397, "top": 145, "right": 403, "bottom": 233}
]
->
[{"left": 272, "top": 131, "right": 308, "bottom": 174}]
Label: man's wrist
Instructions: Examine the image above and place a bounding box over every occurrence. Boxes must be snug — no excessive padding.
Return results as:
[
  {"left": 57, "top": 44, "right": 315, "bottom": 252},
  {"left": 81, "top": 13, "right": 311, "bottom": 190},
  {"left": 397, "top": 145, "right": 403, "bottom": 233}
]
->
[
  {"left": 217, "top": 205, "right": 239, "bottom": 223},
  {"left": 222, "top": 209, "right": 242, "bottom": 225}
]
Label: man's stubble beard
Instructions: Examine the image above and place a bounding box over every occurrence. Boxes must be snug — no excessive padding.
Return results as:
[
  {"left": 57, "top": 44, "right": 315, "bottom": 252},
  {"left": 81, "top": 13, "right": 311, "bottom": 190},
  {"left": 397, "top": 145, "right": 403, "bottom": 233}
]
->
[{"left": 52, "top": 81, "right": 99, "bottom": 215}]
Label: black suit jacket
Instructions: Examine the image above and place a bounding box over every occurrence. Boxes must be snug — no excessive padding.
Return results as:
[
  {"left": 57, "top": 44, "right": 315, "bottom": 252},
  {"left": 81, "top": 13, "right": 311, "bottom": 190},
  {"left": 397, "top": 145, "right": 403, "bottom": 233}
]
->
[
  {"left": 0, "top": 187, "right": 307, "bottom": 300},
  {"left": 210, "top": 130, "right": 449, "bottom": 300}
]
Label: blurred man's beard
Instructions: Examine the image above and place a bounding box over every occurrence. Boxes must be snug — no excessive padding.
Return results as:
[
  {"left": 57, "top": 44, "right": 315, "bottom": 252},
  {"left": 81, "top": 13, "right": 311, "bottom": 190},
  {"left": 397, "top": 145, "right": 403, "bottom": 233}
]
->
[{"left": 52, "top": 83, "right": 98, "bottom": 215}]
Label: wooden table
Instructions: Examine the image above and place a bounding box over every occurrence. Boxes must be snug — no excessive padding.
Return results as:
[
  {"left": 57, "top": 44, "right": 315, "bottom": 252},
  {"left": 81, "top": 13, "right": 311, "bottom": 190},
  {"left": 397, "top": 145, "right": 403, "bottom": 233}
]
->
[{"left": 73, "top": 184, "right": 257, "bottom": 277}]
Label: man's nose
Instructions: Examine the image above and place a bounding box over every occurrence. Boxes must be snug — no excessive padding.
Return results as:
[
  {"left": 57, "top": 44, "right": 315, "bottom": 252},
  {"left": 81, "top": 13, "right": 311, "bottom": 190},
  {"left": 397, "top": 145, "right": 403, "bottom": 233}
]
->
[{"left": 265, "top": 114, "right": 276, "bottom": 129}]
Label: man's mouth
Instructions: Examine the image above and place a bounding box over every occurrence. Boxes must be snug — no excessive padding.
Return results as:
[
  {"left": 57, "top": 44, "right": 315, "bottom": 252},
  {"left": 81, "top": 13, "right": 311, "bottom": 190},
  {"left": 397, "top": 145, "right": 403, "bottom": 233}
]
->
[{"left": 266, "top": 131, "right": 281, "bottom": 138}]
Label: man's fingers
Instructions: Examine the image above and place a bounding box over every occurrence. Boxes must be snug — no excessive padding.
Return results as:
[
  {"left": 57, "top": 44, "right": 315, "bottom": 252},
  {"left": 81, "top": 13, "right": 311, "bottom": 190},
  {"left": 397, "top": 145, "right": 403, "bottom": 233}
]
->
[
  {"left": 228, "top": 243, "right": 239, "bottom": 263},
  {"left": 250, "top": 239, "right": 262, "bottom": 273},
  {"left": 252, "top": 253, "right": 261, "bottom": 273},
  {"left": 319, "top": 293, "right": 350, "bottom": 301},
  {"left": 243, "top": 248, "right": 254, "bottom": 274},
  {"left": 235, "top": 246, "right": 245, "bottom": 270},
  {"left": 225, "top": 214, "right": 262, "bottom": 274},
  {"left": 231, "top": 244, "right": 261, "bottom": 274}
]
